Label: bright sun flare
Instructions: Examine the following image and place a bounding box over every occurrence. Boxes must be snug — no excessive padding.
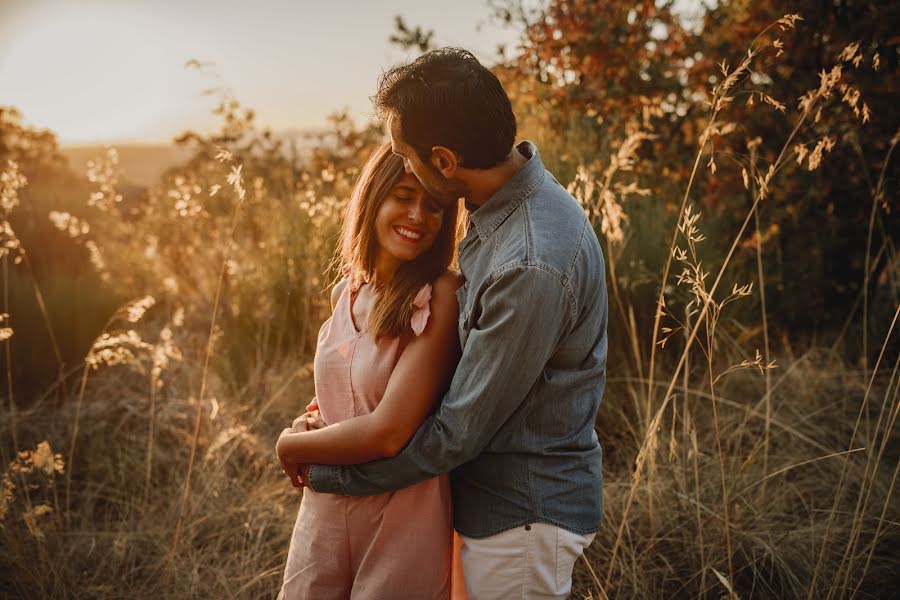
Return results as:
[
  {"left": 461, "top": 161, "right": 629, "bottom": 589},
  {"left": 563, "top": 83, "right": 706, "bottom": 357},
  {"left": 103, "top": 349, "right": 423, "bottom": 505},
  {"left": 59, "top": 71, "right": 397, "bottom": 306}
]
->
[{"left": 0, "top": 4, "right": 202, "bottom": 145}]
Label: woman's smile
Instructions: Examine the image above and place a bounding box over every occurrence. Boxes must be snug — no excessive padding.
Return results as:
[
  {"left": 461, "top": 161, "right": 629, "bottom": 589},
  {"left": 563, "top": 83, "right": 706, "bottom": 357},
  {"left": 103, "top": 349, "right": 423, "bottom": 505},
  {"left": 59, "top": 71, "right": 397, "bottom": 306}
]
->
[{"left": 393, "top": 225, "right": 424, "bottom": 243}]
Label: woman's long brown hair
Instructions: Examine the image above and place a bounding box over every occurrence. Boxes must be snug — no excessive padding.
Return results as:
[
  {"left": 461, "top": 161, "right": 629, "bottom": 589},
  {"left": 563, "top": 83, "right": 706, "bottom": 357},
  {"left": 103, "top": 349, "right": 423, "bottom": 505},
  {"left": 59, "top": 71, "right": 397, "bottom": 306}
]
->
[{"left": 337, "top": 143, "right": 459, "bottom": 341}]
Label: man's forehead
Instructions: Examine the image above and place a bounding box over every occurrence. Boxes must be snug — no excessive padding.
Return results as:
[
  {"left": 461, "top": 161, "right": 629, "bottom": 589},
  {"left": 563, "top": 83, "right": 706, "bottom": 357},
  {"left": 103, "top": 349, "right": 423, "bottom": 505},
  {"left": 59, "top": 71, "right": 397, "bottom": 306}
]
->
[{"left": 386, "top": 114, "right": 402, "bottom": 143}]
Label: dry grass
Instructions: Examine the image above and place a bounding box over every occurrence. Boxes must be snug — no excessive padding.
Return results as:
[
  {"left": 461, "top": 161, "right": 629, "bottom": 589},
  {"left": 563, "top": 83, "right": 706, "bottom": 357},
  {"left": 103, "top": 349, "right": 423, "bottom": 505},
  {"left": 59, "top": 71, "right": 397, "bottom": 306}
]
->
[
  {"left": 570, "top": 347, "right": 898, "bottom": 599},
  {"left": 1, "top": 349, "right": 314, "bottom": 599}
]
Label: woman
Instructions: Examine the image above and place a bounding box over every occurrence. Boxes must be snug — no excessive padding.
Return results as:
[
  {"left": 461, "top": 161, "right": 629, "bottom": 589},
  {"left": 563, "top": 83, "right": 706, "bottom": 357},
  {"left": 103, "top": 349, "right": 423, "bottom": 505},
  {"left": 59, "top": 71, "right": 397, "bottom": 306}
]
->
[{"left": 275, "top": 143, "right": 464, "bottom": 599}]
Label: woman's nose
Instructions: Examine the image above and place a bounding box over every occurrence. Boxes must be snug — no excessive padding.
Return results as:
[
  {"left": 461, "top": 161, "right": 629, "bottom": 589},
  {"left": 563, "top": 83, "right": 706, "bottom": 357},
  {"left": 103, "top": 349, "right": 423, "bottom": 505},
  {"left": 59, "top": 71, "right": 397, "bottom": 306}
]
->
[{"left": 408, "top": 201, "right": 424, "bottom": 222}]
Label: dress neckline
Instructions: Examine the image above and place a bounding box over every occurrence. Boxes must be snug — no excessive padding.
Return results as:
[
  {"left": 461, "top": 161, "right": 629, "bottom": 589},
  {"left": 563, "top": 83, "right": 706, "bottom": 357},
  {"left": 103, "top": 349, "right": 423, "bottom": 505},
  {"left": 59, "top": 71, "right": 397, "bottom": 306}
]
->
[{"left": 346, "top": 282, "right": 367, "bottom": 338}]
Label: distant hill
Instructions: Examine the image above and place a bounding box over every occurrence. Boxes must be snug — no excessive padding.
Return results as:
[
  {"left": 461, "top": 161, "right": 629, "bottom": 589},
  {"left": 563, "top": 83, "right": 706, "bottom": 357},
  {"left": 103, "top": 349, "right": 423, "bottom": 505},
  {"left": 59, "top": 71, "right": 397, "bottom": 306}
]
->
[
  {"left": 60, "top": 143, "right": 194, "bottom": 187},
  {"left": 60, "top": 130, "right": 327, "bottom": 187}
]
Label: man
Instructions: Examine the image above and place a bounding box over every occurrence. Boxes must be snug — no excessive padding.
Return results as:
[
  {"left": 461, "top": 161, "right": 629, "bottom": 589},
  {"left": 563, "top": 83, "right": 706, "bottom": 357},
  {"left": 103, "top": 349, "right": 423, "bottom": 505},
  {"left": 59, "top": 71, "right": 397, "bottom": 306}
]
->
[{"left": 306, "top": 48, "right": 608, "bottom": 599}]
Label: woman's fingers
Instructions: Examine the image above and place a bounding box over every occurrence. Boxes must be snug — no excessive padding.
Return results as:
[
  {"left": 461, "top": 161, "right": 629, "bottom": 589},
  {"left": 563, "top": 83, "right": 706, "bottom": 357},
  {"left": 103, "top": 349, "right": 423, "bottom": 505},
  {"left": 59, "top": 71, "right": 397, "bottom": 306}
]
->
[
  {"left": 283, "top": 463, "right": 304, "bottom": 488},
  {"left": 290, "top": 468, "right": 305, "bottom": 489},
  {"left": 305, "top": 398, "right": 319, "bottom": 413},
  {"left": 305, "top": 411, "right": 327, "bottom": 430},
  {"left": 290, "top": 410, "right": 327, "bottom": 433}
]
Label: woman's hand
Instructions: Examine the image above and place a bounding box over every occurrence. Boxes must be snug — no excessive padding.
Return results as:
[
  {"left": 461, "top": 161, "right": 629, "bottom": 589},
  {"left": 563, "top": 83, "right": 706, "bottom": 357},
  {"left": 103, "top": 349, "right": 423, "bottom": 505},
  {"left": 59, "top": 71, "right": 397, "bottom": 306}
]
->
[
  {"left": 291, "top": 397, "right": 327, "bottom": 432},
  {"left": 303, "top": 399, "right": 327, "bottom": 430},
  {"left": 277, "top": 427, "right": 304, "bottom": 488},
  {"left": 293, "top": 409, "right": 327, "bottom": 432},
  {"left": 277, "top": 403, "right": 328, "bottom": 489}
]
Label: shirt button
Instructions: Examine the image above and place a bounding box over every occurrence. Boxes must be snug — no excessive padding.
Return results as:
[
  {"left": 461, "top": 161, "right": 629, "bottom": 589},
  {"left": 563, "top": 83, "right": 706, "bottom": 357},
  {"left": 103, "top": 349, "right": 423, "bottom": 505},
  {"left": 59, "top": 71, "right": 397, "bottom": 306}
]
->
[{"left": 525, "top": 524, "right": 532, "bottom": 531}]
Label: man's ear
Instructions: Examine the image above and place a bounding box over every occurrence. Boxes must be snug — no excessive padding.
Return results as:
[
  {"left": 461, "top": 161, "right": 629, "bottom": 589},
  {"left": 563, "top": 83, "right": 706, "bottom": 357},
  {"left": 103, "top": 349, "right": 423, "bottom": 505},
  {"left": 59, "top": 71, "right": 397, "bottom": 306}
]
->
[{"left": 431, "top": 146, "right": 460, "bottom": 177}]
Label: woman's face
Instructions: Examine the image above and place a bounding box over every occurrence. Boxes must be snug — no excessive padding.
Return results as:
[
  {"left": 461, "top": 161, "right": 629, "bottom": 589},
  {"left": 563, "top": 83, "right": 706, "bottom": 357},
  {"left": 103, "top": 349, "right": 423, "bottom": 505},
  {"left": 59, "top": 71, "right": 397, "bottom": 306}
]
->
[{"left": 374, "top": 172, "right": 444, "bottom": 265}]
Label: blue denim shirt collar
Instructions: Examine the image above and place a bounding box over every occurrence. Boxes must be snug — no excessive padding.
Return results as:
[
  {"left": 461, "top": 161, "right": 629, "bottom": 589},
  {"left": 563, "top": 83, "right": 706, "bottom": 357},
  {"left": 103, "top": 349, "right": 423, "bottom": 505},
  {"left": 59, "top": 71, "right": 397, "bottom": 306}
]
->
[{"left": 467, "top": 141, "right": 546, "bottom": 242}]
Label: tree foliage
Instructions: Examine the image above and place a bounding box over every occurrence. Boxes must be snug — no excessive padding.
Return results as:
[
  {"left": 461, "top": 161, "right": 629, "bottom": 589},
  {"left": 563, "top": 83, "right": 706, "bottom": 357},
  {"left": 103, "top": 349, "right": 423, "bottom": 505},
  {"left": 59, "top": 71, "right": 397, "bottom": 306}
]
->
[{"left": 488, "top": 0, "right": 898, "bottom": 343}]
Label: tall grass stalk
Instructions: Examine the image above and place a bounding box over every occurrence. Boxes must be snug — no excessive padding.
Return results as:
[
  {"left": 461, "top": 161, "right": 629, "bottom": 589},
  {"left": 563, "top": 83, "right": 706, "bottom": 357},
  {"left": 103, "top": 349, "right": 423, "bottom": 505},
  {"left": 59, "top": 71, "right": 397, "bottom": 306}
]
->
[
  {"left": 609, "top": 112, "right": 809, "bottom": 586},
  {"left": 64, "top": 301, "right": 152, "bottom": 519},
  {"left": 809, "top": 304, "right": 899, "bottom": 598},
  {"left": 749, "top": 142, "right": 773, "bottom": 490},
  {"left": 3, "top": 256, "right": 17, "bottom": 457},
  {"left": 851, "top": 413, "right": 899, "bottom": 598},
  {"left": 606, "top": 17, "right": 826, "bottom": 586},
  {"left": 830, "top": 309, "right": 900, "bottom": 598},
  {"left": 705, "top": 327, "right": 735, "bottom": 584},
  {"left": 171, "top": 153, "right": 247, "bottom": 553},
  {"left": 688, "top": 411, "right": 707, "bottom": 593},
  {"left": 65, "top": 322, "right": 99, "bottom": 518},
  {"left": 861, "top": 129, "right": 899, "bottom": 382},
  {"left": 607, "top": 43, "right": 752, "bottom": 592},
  {"left": 643, "top": 14, "right": 793, "bottom": 419},
  {"left": 22, "top": 253, "right": 67, "bottom": 387},
  {"left": 644, "top": 129, "right": 709, "bottom": 424},
  {"left": 143, "top": 369, "right": 157, "bottom": 507},
  {"left": 579, "top": 553, "right": 610, "bottom": 600},
  {"left": 675, "top": 310, "right": 710, "bottom": 592},
  {"left": 586, "top": 133, "right": 650, "bottom": 384}
]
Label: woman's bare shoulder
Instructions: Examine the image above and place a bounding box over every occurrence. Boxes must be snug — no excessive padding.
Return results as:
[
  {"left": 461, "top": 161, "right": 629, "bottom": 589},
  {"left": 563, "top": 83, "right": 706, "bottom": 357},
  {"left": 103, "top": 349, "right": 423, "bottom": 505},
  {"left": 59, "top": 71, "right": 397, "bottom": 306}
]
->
[
  {"left": 433, "top": 270, "right": 464, "bottom": 295},
  {"left": 428, "top": 270, "right": 464, "bottom": 316}
]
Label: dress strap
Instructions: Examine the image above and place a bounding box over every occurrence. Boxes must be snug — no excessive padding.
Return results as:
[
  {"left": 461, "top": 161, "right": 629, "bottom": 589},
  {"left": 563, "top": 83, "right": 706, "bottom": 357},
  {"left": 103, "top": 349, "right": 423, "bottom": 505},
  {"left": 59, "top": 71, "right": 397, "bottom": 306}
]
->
[{"left": 341, "top": 264, "right": 364, "bottom": 294}]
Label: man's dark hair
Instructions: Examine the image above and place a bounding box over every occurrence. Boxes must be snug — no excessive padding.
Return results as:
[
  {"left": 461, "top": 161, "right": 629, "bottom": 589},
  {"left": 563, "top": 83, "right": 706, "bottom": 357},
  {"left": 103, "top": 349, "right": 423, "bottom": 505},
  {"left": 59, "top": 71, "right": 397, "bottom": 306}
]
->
[{"left": 373, "top": 48, "right": 517, "bottom": 170}]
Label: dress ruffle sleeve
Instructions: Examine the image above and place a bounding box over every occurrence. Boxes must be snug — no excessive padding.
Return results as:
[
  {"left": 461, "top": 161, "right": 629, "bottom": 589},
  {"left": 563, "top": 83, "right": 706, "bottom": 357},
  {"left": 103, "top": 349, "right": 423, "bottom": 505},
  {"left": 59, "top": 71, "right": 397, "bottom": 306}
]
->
[
  {"left": 341, "top": 264, "right": 363, "bottom": 293},
  {"left": 410, "top": 283, "right": 433, "bottom": 336}
]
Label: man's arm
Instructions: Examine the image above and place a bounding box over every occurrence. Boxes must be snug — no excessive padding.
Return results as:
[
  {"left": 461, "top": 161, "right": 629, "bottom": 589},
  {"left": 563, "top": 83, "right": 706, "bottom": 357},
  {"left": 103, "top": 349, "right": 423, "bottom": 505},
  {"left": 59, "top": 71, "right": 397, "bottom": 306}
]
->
[{"left": 308, "top": 265, "right": 573, "bottom": 496}]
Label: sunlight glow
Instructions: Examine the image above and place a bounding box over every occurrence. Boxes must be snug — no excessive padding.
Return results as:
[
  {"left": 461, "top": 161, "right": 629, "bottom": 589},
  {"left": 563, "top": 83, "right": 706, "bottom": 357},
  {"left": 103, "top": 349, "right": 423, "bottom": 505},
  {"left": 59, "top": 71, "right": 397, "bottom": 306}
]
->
[
  {"left": 0, "top": 0, "right": 520, "bottom": 147},
  {"left": 0, "top": 3, "right": 208, "bottom": 144}
]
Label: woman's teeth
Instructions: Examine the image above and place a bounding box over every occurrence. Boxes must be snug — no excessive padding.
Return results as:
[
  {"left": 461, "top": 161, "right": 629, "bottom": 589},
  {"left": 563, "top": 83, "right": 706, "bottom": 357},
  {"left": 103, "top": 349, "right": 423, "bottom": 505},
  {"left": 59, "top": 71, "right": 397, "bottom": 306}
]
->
[{"left": 395, "top": 226, "right": 422, "bottom": 241}]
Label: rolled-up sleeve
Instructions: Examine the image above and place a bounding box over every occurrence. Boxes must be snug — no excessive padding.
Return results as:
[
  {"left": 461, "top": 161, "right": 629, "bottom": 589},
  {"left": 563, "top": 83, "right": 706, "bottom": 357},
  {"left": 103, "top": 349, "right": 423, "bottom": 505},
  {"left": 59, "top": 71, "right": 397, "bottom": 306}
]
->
[{"left": 308, "top": 264, "right": 573, "bottom": 496}]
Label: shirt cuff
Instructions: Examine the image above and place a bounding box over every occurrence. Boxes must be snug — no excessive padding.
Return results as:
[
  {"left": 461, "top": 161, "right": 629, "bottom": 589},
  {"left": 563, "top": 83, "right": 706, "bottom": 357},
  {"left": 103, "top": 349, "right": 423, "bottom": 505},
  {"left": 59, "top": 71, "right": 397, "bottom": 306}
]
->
[{"left": 307, "top": 464, "right": 346, "bottom": 494}]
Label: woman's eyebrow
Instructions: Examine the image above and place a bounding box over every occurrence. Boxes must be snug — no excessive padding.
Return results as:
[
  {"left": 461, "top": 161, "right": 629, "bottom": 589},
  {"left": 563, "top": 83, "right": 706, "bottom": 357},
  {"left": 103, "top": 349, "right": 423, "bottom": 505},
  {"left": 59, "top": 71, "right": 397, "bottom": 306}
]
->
[{"left": 392, "top": 184, "right": 418, "bottom": 193}]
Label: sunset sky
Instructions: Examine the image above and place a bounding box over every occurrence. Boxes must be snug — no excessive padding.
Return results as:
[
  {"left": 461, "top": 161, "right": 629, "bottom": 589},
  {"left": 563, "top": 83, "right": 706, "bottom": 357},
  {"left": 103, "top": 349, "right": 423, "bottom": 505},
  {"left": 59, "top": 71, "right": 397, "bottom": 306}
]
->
[{"left": 0, "top": 0, "right": 521, "bottom": 146}]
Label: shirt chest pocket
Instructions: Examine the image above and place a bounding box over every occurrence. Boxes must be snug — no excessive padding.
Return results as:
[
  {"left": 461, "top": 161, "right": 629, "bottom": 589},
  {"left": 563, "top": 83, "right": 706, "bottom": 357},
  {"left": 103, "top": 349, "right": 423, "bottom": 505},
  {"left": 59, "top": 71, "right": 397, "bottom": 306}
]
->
[{"left": 456, "top": 281, "right": 471, "bottom": 347}]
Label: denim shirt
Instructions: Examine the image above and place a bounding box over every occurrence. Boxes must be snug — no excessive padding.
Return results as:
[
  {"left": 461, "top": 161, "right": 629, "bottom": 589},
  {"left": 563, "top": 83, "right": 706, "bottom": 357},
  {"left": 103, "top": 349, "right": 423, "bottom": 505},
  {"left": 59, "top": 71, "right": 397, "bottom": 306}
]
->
[{"left": 309, "top": 142, "right": 608, "bottom": 538}]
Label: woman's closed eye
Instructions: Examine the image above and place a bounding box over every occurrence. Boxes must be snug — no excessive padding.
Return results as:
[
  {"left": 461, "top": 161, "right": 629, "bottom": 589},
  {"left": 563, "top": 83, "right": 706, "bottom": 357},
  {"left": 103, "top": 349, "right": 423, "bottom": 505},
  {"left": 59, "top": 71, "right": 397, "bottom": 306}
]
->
[{"left": 425, "top": 199, "right": 443, "bottom": 215}]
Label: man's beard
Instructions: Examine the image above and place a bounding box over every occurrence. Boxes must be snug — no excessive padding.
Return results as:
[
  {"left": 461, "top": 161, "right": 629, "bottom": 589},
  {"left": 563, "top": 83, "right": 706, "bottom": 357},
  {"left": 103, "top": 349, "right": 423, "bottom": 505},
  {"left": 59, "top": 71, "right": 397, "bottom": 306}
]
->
[{"left": 419, "top": 164, "right": 468, "bottom": 206}]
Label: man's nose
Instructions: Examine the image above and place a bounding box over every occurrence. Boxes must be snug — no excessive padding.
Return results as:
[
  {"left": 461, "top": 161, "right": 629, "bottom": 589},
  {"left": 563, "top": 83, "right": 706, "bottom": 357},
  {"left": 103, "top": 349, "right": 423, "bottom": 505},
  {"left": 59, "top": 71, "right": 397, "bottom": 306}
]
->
[{"left": 403, "top": 159, "right": 413, "bottom": 174}]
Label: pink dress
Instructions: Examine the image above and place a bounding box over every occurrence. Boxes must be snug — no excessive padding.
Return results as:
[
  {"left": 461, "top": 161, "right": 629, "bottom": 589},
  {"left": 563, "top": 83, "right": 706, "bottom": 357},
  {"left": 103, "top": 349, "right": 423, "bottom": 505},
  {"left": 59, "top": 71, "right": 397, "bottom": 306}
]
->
[{"left": 279, "top": 279, "right": 455, "bottom": 600}]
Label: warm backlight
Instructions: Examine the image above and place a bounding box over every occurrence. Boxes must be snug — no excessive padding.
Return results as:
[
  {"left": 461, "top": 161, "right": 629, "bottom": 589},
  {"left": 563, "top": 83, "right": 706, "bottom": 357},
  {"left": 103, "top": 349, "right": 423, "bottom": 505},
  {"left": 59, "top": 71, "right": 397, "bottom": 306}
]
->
[{"left": 0, "top": 3, "right": 203, "bottom": 144}]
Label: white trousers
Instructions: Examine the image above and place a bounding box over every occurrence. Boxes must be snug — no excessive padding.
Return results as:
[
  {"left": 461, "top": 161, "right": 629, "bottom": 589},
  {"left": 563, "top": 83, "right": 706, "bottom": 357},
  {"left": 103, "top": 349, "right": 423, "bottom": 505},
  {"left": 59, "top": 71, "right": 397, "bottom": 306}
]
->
[{"left": 459, "top": 523, "right": 596, "bottom": 599}]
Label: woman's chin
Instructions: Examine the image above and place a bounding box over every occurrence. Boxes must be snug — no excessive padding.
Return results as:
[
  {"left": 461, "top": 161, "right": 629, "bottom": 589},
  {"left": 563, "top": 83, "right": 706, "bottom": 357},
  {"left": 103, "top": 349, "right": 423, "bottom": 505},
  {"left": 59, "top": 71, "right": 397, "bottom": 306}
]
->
[{"left": 385, "top": 245, "right": 429, "bottom": 264}]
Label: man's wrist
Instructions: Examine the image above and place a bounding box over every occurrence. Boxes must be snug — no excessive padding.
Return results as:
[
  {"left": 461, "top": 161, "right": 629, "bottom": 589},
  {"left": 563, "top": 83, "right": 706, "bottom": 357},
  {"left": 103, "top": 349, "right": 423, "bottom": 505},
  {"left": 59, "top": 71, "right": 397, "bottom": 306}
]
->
[{"left": 307, "top": 464, "right": 346, "bottom": 494}]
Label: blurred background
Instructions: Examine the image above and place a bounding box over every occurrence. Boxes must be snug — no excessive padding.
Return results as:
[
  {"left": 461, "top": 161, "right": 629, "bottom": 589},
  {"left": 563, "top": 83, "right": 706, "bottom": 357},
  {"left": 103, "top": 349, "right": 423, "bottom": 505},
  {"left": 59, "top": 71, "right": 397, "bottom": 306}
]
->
[{"left": 1, "top": 1, "right": 897, "bottom": 598}]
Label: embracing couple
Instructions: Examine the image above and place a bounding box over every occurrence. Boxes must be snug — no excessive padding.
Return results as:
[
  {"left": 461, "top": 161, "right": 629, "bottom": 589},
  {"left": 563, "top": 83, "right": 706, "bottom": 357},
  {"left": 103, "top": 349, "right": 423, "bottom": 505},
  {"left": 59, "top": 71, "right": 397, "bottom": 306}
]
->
[{"left": 276, "top": 48, "right": 608, "bottom": 600}]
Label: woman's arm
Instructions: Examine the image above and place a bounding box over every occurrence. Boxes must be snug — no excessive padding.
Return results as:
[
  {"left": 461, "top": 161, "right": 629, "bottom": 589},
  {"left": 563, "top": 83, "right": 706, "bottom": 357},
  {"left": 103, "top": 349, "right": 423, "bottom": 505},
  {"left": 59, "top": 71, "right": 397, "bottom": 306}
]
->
[{"left": 276, "top": 272, "right": 463, "bottom": 465}]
